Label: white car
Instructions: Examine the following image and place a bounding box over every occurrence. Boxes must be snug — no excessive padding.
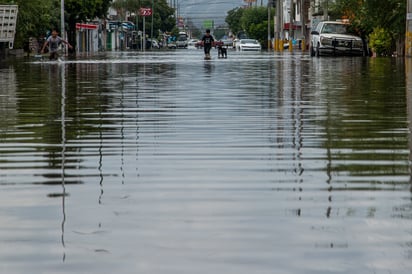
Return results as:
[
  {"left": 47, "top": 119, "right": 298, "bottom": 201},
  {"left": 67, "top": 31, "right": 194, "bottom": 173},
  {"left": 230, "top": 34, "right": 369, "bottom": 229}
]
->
[
  {"left": 310, "top": 21, "right": 366, "bottom": 57},
  {"left": 146, "top": 39, "right": 160, "bottom": 49},
  {"left": 237, "top": 39, "right": 261, "bottom": 51},
  {"left": 187, "top": 39, "right": 199, "bottom": 49},
  {"left": 221, "top": 39, "right": 233, "bottom": 48}
]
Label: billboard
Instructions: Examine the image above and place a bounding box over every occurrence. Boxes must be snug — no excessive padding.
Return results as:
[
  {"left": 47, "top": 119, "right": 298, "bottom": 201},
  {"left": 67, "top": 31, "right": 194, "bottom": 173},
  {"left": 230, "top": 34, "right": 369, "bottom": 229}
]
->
[{"left": 202, "top": 20, "right": 214, "bottom": 29}]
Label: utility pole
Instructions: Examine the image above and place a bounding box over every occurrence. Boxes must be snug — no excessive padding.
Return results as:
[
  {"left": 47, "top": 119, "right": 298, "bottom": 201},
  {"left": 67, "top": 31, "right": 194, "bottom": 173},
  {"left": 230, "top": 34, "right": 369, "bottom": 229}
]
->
[
  {"left": 407, "top": 0, "right": 412, "bottom": 57},
  {"left": 268, "top": 1, "right": 271, "bottom": 50},
  {"left": 289, "top": 0, "right": 293, "bottom": 49},
  {"left": 61, "top": 0, "right": 65, "bottom": 42},
  {"left": 174, "top": 0, "right": 176, "bottom": 20},
  {"left": 151, "top": 0, "right": 154, "bottom": 43},
  {"left": 406, "top": 1, "right": 412, "bottom": 192},
  {"left": 323, "top": 0, "right": 328, "bottom": 21},
  {"left": 300, "top": 0, "right": 309, "bottom": 51},
  {"left": 274, "top": 0, "right": 279, "bottom": 50}
]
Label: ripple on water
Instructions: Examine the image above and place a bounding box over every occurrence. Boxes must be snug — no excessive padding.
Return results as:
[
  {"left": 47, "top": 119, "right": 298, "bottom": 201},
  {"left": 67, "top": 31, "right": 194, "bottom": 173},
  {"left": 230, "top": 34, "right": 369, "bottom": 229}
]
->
[{"left": 0, "top": 51, "right": 412, "bottom": 273}]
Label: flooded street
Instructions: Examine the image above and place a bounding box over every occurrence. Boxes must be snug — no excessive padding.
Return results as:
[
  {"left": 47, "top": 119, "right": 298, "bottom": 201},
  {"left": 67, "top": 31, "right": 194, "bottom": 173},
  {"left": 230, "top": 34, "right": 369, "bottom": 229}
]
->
[{"left": 1, "top": 49, "right": 412, "bottom": 273}]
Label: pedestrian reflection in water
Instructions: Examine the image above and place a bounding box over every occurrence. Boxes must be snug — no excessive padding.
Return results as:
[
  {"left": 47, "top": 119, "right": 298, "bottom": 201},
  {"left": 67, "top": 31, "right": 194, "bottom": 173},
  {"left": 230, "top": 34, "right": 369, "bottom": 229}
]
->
[{"left": 203, "top": 61, "right": 213, "bottom": 75}]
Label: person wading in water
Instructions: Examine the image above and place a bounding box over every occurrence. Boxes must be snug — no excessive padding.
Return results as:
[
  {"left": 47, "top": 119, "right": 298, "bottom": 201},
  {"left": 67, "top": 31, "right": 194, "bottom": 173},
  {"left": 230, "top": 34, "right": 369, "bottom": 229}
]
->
[
  {"left": 41, "top": 29, "right": 73, "bottom": 60},
  {"left": 201, "top": 29, "right": 214, "bottom": 60}
]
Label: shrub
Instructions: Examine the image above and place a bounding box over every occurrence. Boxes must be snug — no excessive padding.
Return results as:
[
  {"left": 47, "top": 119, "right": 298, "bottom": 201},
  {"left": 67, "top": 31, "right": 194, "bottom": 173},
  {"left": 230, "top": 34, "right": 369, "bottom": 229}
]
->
[{"left": 368, "top": 27, "right": 392, "bottom": 56}]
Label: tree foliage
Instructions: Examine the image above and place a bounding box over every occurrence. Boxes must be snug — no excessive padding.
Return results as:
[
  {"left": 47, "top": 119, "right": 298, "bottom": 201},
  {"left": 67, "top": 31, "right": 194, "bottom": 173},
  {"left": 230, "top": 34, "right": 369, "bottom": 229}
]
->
[
  {"left": 0, "top": 0, "right": 59, "bottom": 48},
  {"left": 65, "top": 0, "right": 112, "bottom": 23},
  {"left": 65, "top": 0, "right": 112, "bottom": 45},
  {"left": 0, "top": 0, "right": 176, "bottom": 49},
  {"left": 0, "top": 0, "right": 114, "bottom": 47},
  {"left": 226, "top": 6, "right": 274, "bottom": 48},
  {"left": 369, "top": 27, "right": 392, "bottom": 56},
  {"left": 331, "top": 0, "right": 405, "bottom": 54},
  {"left": 240, "top": 7, "right": 269, "bottom": 43},
  {"left": 149, "top": 0, "right": 175, "bottom": 35},
  {"left": 225, "top": 7, "right": 244, "bottom": 36},
  {"left": 109, "top": 0, "right": 175, "bottom": 38}
]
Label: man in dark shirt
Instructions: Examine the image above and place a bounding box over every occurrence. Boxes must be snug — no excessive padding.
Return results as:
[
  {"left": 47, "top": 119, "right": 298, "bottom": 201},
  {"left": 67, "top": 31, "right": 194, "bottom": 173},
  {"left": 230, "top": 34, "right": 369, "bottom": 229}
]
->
[{"left": 201, "top": 29, "right": 214, "bottom": 59}]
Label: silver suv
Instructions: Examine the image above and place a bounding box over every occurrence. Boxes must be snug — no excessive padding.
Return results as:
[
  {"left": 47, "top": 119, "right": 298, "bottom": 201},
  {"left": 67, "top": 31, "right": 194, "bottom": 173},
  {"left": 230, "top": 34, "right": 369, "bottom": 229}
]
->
[{"left": 310, "top": 21, "right": 366, "bottom": 57}]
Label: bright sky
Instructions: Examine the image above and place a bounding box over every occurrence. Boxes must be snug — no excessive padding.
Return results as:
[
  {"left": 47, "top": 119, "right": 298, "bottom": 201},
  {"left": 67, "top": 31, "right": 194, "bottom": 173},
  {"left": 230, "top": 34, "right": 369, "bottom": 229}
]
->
[{"left": 177, "top": 0, "right": 269, "bottom": 26}]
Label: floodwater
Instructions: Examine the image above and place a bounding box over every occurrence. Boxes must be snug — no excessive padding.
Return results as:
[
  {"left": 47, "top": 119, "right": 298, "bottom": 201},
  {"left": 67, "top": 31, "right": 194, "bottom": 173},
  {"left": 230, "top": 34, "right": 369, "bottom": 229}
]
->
[{"left": 1, "top": 49, "right": 412, "bottom": 274}]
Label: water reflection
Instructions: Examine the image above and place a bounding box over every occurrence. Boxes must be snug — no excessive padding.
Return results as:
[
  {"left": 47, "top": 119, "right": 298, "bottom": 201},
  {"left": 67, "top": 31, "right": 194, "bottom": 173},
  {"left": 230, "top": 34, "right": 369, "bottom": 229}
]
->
[
  {"left": 0, "top": 51, "right": 411, "bottom": 273},
  {"left": 0, "top": 65, "right": 17, "bottom": 130},
  {"left": 61, "top": 63, "right": 67, "bottom": 261},
  {"left": 407, "top": 58, "right": 412, "bottom": 192}
]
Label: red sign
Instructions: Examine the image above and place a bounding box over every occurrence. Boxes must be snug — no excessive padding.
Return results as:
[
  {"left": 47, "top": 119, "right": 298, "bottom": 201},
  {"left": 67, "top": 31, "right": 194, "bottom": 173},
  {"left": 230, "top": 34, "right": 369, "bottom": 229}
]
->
[
  {"left": 139, "top": 8, "right": 152, "bottom": 16},
  {"left": 76, "top": 23, "right": 98, "bottom": 30},
  {"left": 283, "top": 23, "right": 300, "bottom": 30}
]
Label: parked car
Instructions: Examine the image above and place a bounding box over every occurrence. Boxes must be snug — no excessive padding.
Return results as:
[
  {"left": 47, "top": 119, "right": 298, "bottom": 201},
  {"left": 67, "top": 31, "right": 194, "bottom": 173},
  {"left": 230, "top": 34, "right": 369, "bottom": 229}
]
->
[
  {"left": 121, "top": 21, "right": 135, "bottom": 31},
  {"left": 176, "top": 31, "right": 188, "bottom": 48},
  {"left": 221, "top": 39, "right": 233, "bottom": 48},
  {"left": 236, "top": 39, "right": 261, "bottom": 51},
  {"left": 187, "top": 39, "right": 199, "bottom": 48},
  {"left": 145, "top": 39, "right": 160, "bottom": 49},
  {"left": 167, "top": 42, "right": 177, "bottom": 49},
  {"left": 310, "top": 21, "right": 366, "bottom": 57},
  {"left": 233, "top": 31, "right": 248, "bottom": 49},
  {"left": 232, "top": 38, "right": 240, "bottom": 49}
]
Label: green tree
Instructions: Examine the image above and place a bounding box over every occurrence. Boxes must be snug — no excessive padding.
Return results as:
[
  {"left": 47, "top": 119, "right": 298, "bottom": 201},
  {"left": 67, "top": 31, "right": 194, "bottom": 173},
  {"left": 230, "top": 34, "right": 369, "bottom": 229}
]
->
[
  {"left": 65, "top": 0, "right": 112, "bottom": 46},
  {"left": 331, "top": 0, "right": 406, "bottom": 55},
  {"left": 110, "top": 0, "right": 175, "bottom": 38},
  {"left": 369, "top": 27, "right": 392, "bottom": 56},
  {"left": 225, "top": 7, "right": 244, "bottom": 36},
  {"left": 364, "top": 0, "right": 405, "bottom": 55},
  {"left": 240, "top": 7, "right": 269, "bottom": 46},
  {"left": 0, "top": 0, "right": 59, "bottom": 48},
  {"left": 150, "top": 0, "right": 175, "bottom": 36},
  {"left": 213, "top": 27, "right": 227, "bottom": 40},
  {"left": 0, "top": 0, "right": 112, "bottom": 48},
  {"left": 2, "top": 0, "right": 175, "bottom": 49},
  {"left": 110, "top": 0, "right": 139, "bottom": 20},
  {"left": 226, "top": 6, "right": 274, "bottom": 48}
]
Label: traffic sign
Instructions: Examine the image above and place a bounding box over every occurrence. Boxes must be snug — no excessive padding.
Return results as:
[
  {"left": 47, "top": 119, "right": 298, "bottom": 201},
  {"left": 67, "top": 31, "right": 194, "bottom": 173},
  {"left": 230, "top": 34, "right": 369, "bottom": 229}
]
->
[
  {"left": 139, "top": 7, "right": 152, "bottom": 17},
  {"left": 76, "top": 23, "right": 98, "bottom": 30}
]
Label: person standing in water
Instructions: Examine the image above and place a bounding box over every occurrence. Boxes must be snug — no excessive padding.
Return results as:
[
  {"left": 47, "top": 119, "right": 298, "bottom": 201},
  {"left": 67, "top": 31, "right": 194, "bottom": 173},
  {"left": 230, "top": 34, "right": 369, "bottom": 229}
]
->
[
  {"left": 41, "top": 29, "right": 73, "bottom": 60},
  {"left": 201, "top": 29, "right": 214, "bottom": 59}
]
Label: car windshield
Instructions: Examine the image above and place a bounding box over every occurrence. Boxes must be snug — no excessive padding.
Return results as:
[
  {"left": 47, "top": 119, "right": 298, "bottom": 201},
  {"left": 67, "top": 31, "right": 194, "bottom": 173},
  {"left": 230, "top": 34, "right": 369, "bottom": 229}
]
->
[
  {"left": 241, "top": 39, "right": 257, "bottom": 44},
  {"left": 321, "top": 23, "right": 348, "bottom": 34}
]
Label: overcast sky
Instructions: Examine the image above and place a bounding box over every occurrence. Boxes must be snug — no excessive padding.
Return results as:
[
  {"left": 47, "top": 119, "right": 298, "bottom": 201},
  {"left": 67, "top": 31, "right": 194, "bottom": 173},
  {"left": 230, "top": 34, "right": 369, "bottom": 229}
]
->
[{"left": 177, "top": 0, "right": 269, "bottom": 27}]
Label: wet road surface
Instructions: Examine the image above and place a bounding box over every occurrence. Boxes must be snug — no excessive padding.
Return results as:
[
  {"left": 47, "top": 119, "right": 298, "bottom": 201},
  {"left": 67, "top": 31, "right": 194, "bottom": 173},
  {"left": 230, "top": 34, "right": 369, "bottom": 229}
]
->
[{"left": 1, "top": 49, "right": 412, "bottom": 273}]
